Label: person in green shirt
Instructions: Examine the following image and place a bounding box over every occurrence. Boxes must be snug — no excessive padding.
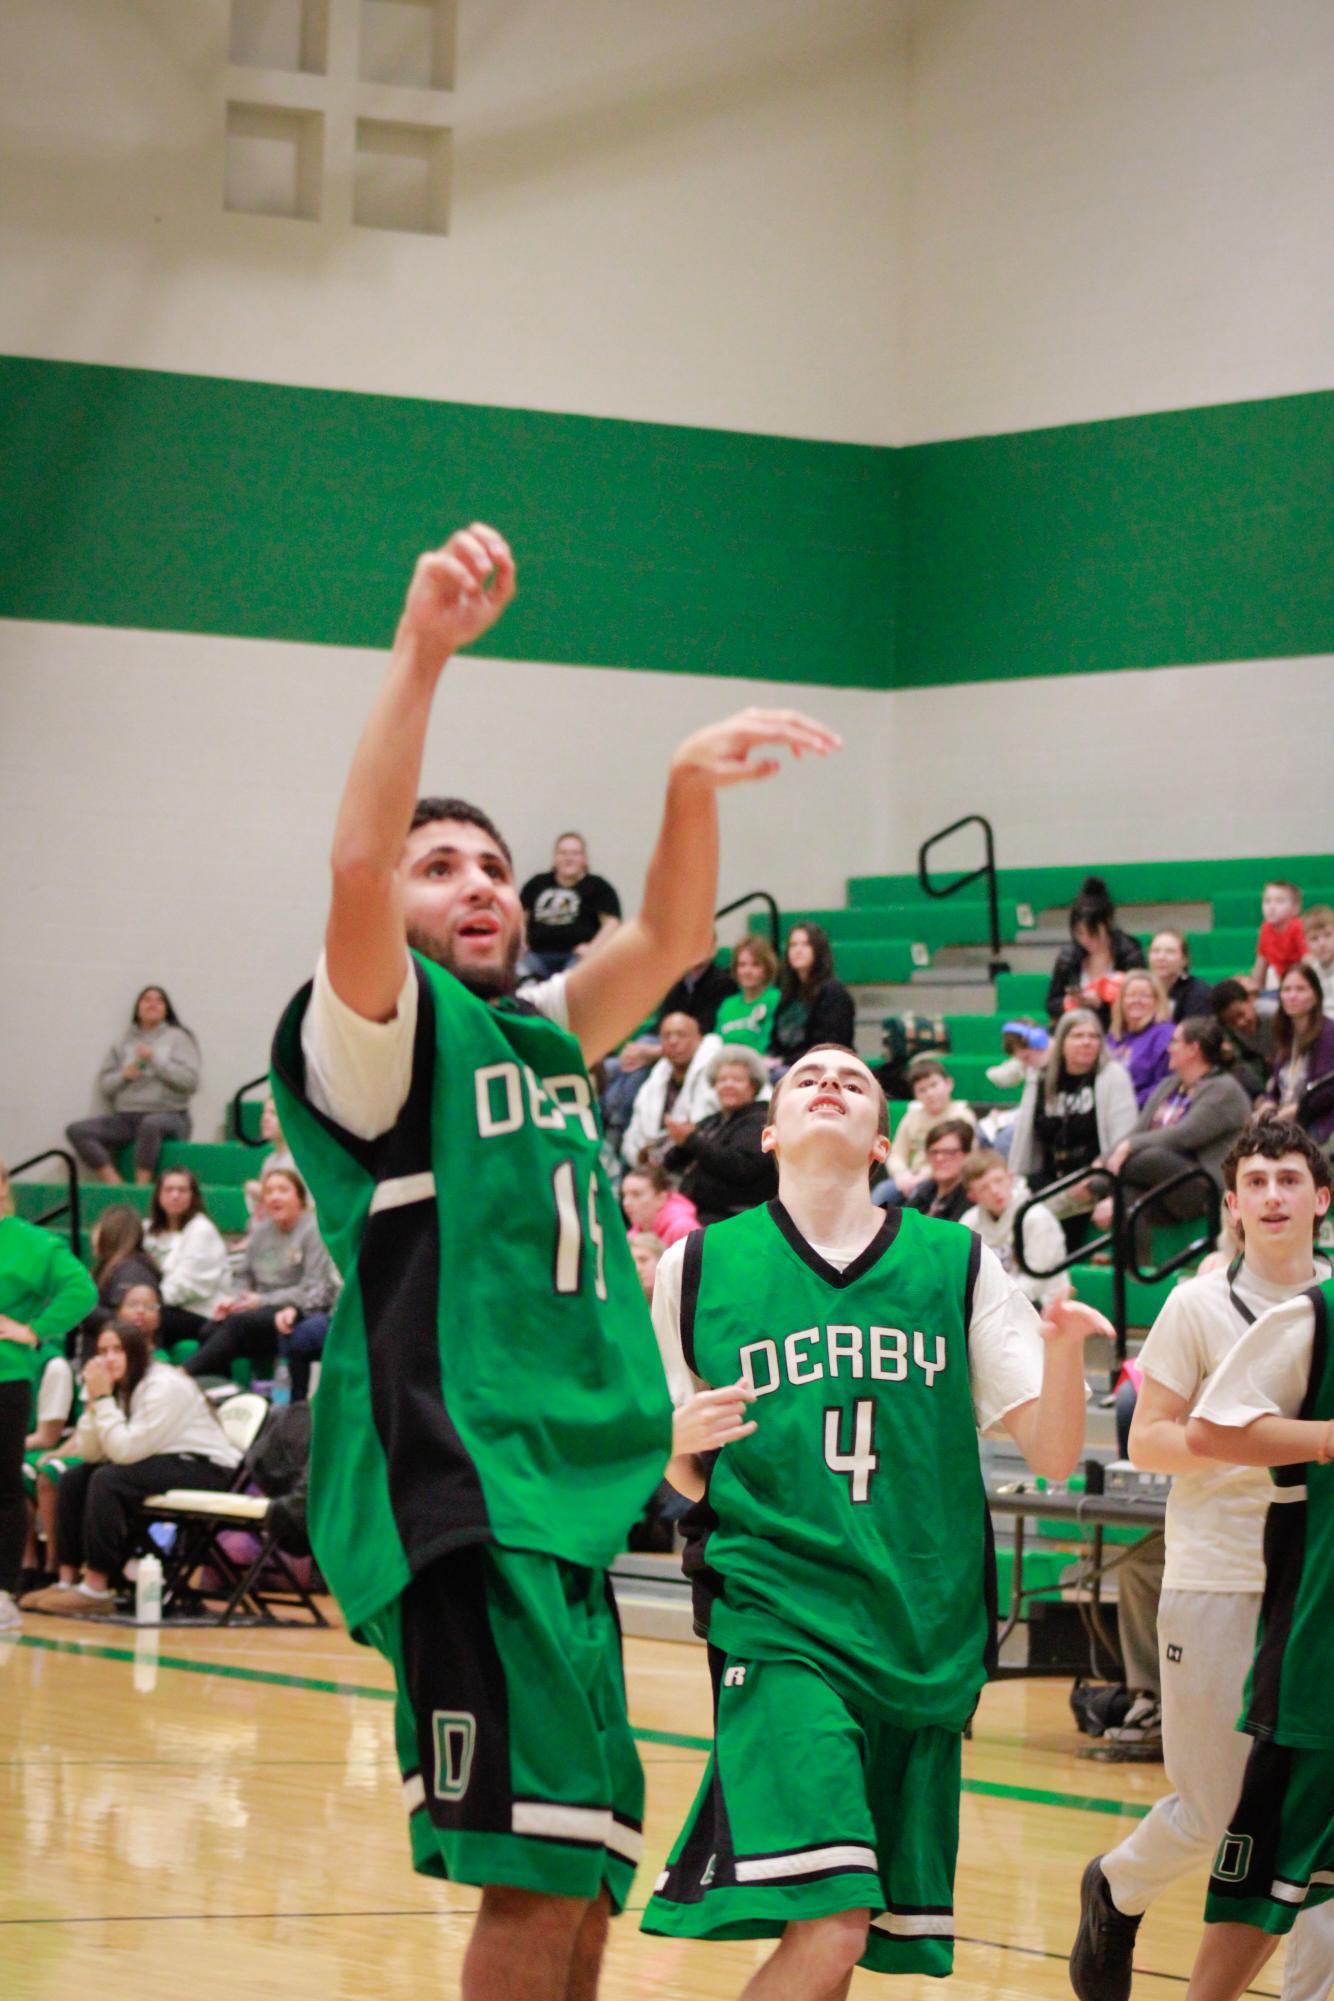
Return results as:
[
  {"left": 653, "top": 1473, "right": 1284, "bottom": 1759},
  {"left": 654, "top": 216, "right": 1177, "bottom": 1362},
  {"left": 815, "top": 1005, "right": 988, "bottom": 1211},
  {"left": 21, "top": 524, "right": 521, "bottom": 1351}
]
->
[
  {"left": 0, "top": 1162, "right": 98, "bottom": 1629},
  {"left": 715, "top": 933, "right": 781, "bottom": 1053},
  {"left": 270, "top": 521, "right": 840, "bottom": 2001}
]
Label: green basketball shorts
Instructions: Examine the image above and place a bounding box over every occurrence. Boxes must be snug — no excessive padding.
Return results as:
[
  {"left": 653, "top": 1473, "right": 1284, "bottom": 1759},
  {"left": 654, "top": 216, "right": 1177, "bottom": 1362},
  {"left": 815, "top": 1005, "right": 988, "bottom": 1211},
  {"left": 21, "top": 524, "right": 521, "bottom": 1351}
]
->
[
  {"left": 1205, "top": 1736, "right": 1334, "bottom": 1935},
  {"left": 365, "top": 1543, "right": 645, "bottom": 1911},
  {"left": 641, "top": 1650, "right": 961, "bottom": 1978}
]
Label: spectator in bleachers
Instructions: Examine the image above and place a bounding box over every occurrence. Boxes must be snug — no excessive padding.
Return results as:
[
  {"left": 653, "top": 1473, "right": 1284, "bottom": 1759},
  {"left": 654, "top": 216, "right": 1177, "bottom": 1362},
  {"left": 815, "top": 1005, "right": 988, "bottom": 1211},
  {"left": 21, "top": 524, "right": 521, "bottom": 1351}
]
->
[
  {"left": 1245, "top": 877, "right": 1306, "bottom": 996},
  {"left": 1097, "top": 1018, "right": 1252, "bottom": 1238},
  {"left": 714, "top": 934, "right": 781, "bottom": 1052},
  {"left": 180, "top": 1168, "right": 338, "bottom": 1396},
  {"left": 1147, "top": 929, "right": 1214, "bottom": 1023},
  {"left": 1210, "top": 979, "right": 1277, "bottom": 1101},
  {"left": 1304, "top": 902, "right": 1334, "bottom": 1012},
  {"left": 620, "top": 1164, "right": 699, "bottom": 1249},
  {"left": 960, "top": 1150, "right": 1070, "bottom": 1311},
  {"left": 621, "top": 1012, "right": 721, "bottom": 1167},
  {"left": 520, "top": 831, "right": 622, "bottom": 975},
  {"left": 85, "top": 1205, "right": 159, "bottom": 1329},
  {"left": 767, "top": 923, "right": 856, "bottom": 1071},
  {"left": 1260, "top": 963, "right": 1334, "bottom": 1143},
  {"left": 66, "top": 985, "right": 200, "bottom": 1185},
  {"left": 663, "top": 1046, "right": 776, "bottom": 1224},
  {"left": 599, "top": 941, "right": 737, "bottom": 1135},
  {"left": 1106, "top": 970, "right": 1175, "bottom": 1109},
  {"left": 1045, "top": 877, "right": 1145, "bottom": 1024},
  {"left": 653, "top": 940, "right": 739, "bottom": 1035},
  {"left": 627, "top": 1230, "right": 663, "bottom": 1302},
  {"left": 1007, "top": 1011, "right": 1137, "bottom": 1225},
  {"left": 243, "top": 1096, "right": 297, "bottom": 1219},
  {"left": 985, "top": 1019, "right": 1050, "bottom": 1093},
  {"left": 21, "top": 1319, "right": 240, "bottom": 1617},
  {"left": 0, "top": 1162, "right": 98, "bottom": 1630},
  {"left": 882, "top": 1056, "right": 977, "bottom": 1203},
  {"left": 143, "top": 1168, "right": 230, "bottom": 1344},
  {"left": 905, "top": 1118, "right": 976, "bottom": 1221}
]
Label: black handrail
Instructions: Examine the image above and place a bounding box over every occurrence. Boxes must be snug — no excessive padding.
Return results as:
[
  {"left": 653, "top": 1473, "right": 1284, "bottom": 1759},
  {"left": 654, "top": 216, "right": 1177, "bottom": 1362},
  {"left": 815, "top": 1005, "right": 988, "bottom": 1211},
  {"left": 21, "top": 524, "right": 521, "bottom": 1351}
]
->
[
  {"left": 7, "top": 1149, "right": 81, "bottom": 1256},
  {"left": 714, "top": 891, "right": 781, "bottom": 956},
  {"left": 917, "top": 814, "right": 1008, "bottom": 976},
  {"left": 1014, "top": 1161, "right": 1220, "bottom": 1371},
  {"left": 230, "top": 1073, "right": 271, "bottom": 1148}
]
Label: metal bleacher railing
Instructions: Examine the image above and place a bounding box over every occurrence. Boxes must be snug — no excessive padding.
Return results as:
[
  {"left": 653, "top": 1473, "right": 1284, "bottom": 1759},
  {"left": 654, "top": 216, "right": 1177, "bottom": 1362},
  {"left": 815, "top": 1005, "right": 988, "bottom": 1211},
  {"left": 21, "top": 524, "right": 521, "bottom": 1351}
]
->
[
  {"left": 916, "top": 812, "right": 1009, "bottom": 979},
  {"left": 8, "top": 1148, "right": 81, "bottom": 1256},
  {"left": 713, "top": 889, "right": 781, "bottom": 956},
  {"left": 1014, "top": 1161, "right": 1222, "bottom": 1378}
]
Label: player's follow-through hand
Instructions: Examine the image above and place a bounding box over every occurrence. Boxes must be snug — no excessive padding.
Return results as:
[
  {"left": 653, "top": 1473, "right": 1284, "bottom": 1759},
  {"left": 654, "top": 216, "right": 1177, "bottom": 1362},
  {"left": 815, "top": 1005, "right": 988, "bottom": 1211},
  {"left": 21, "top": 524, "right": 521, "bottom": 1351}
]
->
[
  {"left": 1038, "top": 1298, "right": 1115, "bottom": 1346},
  {"left": 672, "top": 708, "right": 843, "bottom": 788},
  {"left": 673, "top": 1381, "right": 759, "bottom": 1457},
  {"left": 400, "top": 523, "right": 517, "bottom": 657}
]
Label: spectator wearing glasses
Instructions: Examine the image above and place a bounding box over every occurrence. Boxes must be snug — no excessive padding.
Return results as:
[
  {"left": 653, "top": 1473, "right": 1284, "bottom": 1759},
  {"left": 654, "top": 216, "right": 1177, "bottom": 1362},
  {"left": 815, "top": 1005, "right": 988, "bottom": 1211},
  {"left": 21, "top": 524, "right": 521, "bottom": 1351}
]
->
[{"left": 906, "top": 1118, "right": 976, "bottom": 1222}]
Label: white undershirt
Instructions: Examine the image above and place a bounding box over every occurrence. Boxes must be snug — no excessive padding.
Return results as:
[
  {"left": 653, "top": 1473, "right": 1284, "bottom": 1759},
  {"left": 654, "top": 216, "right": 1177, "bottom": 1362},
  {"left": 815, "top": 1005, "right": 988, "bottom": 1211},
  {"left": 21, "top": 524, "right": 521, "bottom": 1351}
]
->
[
  {"left": 652, "top": 1226, "right": 1057, "bottom": 1436},
  {"left": 1193, "top": 1294, "right": 1319, "bottom": 1431},
  {"left": 300, "top": 950, "right": 570, "bottom": 1140}
]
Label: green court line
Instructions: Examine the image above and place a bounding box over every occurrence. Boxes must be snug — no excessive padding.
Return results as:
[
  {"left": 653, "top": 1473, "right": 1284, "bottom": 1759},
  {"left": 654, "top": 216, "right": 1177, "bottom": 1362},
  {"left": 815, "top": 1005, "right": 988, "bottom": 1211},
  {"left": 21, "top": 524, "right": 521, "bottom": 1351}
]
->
[{"left": 10, "top": 1633, "right": 1151, "bottom": 1821}]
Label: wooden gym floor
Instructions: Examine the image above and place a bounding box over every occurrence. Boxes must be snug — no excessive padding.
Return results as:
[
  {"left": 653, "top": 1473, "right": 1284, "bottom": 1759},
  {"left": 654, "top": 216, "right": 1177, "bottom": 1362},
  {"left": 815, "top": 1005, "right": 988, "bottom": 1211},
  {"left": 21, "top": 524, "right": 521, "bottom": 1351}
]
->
[{"left": 1, "top": 1616, "right": 1290, "bottom": 2000}]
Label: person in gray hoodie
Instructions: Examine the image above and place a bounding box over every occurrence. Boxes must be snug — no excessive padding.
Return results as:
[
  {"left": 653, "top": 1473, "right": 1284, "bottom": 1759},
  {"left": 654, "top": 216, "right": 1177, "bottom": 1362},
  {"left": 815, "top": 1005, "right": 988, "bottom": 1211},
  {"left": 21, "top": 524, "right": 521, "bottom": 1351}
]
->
[
  {"left": 67, "top": 985, "right": 200, "bottom": 1184},
  {"left": 180, "top": 1167, "right": 339, "bottom": 1397}
]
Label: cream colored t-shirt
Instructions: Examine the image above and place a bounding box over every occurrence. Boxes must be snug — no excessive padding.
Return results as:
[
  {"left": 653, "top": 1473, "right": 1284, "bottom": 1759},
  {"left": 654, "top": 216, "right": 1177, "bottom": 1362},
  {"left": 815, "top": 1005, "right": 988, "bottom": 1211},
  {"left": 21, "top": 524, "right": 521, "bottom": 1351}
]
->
[{"left": 1137, "top": 1258, "right": 1329, "bottom": 1593}]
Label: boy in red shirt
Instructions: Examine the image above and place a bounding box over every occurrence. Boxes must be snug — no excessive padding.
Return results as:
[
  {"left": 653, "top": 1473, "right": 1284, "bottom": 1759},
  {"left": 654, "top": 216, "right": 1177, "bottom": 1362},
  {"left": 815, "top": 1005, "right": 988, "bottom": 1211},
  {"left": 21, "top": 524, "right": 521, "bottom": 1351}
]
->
[{"left": 1248, "top": 881, "right": 1306, "bottom": 995}]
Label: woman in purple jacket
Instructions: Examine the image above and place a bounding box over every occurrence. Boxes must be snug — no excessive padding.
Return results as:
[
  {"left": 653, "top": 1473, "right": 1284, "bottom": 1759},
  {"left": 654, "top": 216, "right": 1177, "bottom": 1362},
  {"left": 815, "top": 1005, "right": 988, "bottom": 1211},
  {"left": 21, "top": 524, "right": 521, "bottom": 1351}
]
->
[{"left": 1106, "top": 970, "right": 1176, "bottom": 1109}]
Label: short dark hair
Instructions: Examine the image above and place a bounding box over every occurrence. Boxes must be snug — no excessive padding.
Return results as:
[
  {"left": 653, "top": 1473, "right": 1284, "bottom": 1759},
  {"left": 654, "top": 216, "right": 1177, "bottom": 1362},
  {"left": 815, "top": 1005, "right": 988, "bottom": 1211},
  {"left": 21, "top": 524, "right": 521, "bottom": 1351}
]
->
[
  {"left": 924, "top": 1118, "right": 975, "bottom": 1154},
  {"left": 907, "top": 1055, "right": 950, "bottom": 1086},
  {"left": 410, "top": 796, "right": 513, "bottom": 868},
  {"left": 1210, "top": 978, "right": 1250, "bottom": 1018},
  {"left": 1222, "top": 1117, "right": 1331, "bottom": 1197}
]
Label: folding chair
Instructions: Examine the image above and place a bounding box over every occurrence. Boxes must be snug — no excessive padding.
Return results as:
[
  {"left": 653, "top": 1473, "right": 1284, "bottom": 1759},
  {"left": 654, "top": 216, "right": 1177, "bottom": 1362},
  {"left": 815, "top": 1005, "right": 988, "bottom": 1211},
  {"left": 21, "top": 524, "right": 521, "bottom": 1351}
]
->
[{"left": 141, "top": 1395, "right": 327, "bottom": 1627}]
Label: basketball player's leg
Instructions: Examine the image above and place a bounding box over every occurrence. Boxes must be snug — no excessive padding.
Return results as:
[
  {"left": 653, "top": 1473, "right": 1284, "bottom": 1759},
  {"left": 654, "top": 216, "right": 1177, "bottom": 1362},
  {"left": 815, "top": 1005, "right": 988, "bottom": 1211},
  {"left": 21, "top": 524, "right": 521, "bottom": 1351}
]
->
[
  {"left": 462, "top": 1885, "right": 598, "bottom": 2001},
  {"left": 739, "top": 1909, "right": 869, "bottom": 1999}
]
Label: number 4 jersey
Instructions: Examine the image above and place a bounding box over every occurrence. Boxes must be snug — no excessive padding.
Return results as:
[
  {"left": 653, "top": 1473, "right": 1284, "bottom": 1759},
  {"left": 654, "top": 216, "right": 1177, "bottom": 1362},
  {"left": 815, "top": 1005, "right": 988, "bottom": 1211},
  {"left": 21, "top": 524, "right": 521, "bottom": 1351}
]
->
[
  {"left": 271, "top": 953, "right": 673, "bottom": 1637},
  {"left": 658, "top": 1202, "right": 1047, "bottom": 1733}
]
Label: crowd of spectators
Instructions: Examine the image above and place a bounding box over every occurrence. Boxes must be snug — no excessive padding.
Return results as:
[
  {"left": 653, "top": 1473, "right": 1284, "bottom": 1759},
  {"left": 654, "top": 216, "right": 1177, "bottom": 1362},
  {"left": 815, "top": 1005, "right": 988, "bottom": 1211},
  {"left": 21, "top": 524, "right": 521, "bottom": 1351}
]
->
[{"left": 6, "top": 838, "right": 1333, "bottom": 1632}]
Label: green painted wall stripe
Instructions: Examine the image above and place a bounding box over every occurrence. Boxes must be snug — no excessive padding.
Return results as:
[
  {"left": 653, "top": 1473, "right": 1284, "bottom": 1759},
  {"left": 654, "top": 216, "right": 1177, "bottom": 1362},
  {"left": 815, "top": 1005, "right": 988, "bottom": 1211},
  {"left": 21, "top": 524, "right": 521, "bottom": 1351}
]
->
[
  {"left": 11, "top": 1633, "right": 1149, "bottom": 1820},
  {"left": 900, "top": 393, "right": 1334, "bottom": 686},
  {"left": 0, "top": 356, "right": 896, "bottom": 690},
  {"left": 4, "top": 359, "right": 1324, "bottom": 688}
]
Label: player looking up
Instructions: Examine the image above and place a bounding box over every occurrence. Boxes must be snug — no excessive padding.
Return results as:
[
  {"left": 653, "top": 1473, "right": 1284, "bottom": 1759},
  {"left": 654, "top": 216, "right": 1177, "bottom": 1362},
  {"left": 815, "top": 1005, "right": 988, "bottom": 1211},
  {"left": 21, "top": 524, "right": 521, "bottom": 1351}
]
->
[
  {"left": 641, "top": 1043, "right": 1106, "bottom": 1997},
  {"left": 269, "top": 523, "right": 840, "bottom": 2001},
  {"left": 1070, "top": 1118, "right": 1334, "bottom": 2001}
]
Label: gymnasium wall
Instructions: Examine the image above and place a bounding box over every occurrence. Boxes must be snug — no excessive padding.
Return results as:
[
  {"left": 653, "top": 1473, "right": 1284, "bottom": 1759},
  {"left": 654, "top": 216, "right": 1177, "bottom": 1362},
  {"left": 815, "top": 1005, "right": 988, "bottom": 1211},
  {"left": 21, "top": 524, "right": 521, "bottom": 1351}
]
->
[{"left": 1, "top": 0, "right": 1330, "bottom": 1155}]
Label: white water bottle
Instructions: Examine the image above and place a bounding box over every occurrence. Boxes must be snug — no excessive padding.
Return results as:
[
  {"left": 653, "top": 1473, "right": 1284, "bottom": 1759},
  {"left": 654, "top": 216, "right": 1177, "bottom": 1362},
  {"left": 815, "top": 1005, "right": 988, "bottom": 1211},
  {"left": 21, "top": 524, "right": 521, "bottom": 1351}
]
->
[{"left": 135, "top": 1552, "right": 163, "bottom": 1626}]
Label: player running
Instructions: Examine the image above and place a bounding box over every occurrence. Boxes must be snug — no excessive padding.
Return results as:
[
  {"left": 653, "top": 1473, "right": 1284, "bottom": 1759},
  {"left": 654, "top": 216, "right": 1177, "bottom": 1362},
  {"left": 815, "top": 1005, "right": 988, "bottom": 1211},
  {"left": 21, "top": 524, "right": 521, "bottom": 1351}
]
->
[
  {"left": 641, "top": 1043, "right": 1106, "bottom": 1995},
  {"left": 269, "top": 523, "right": 839, "bottom": 2001}
]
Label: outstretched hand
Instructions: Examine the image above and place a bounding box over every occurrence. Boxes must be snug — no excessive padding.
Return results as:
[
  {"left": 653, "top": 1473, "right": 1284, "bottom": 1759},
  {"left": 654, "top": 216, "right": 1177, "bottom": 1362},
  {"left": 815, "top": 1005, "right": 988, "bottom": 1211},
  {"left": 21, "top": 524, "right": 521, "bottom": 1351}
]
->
[
  {"left": 399, "top": 523, "right": 517, "bottom": 659},
  {"left": 671, "top": 708, "right": 842, "bottom": 789},
  {"left": 673, "top": 1381, "right": 758, "bottom": 1458},
  {"left": 1039, "top": 1298, "right": 1114, "bottom": 1347}
]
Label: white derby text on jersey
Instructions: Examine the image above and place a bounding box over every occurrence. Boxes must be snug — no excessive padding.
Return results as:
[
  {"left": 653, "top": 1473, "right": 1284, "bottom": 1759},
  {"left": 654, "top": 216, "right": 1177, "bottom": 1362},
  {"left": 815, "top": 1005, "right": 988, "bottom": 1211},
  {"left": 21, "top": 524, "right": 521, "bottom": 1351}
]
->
[{"left": 739, "top": 1324, "right": 949, "bottom": 1395}]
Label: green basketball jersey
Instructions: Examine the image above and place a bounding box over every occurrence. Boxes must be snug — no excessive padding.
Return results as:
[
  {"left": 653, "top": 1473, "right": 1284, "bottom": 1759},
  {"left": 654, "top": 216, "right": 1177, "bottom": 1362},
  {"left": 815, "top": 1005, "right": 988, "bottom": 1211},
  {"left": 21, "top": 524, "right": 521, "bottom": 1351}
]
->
[
  {"left": 1246, "top": 1278, "right": 1334, "bottom": 1753},
  {"left": 682, "top": 1201, "right": 995, "bottom": 1732},
  {"left": 270, "top": 955, "right": 673, "bottom": 1636}
]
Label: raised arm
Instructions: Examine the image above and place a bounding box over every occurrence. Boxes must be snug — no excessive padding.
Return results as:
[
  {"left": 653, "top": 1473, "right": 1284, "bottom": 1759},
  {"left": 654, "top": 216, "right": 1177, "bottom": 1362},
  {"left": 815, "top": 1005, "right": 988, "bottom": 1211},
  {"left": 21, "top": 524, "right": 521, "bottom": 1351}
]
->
[
  {"left": 564, "top": 709, "right": 841, "bottom": 1065},
  {"left": 325, "top": 525, "right": 516, "bottom": 1021}
]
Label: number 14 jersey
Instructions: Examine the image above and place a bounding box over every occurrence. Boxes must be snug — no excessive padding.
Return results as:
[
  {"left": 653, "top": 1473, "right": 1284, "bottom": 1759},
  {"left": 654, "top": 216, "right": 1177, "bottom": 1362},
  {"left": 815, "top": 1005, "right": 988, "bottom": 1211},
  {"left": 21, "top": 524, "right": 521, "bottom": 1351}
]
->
[{"left": 658, "top": 1202, "right": 1046, "bottom": 1732}]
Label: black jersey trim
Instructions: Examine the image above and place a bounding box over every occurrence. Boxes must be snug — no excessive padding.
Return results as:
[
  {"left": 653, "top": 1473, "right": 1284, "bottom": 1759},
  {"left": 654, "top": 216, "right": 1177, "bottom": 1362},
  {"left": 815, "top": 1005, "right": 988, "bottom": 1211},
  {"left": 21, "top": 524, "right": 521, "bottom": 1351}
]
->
[
  {"left": 1249, "top": 1494, "right": 1308, "bottom": 1738},
  {"left": 1271, "top": 1283, "right": 1328, "bottom": 1492},
  {"left": 680, "top": 1228, "right": 706, "bottom": 1379},
  {"left": 962, "top": 1228, "right": 982, "bottom": 1344},
  {"left": 270, "top": 980, "right": 381, "bottom": 1174},
  {"left": 766, "top": 1199, "right": 903, "bottom": 1288}
]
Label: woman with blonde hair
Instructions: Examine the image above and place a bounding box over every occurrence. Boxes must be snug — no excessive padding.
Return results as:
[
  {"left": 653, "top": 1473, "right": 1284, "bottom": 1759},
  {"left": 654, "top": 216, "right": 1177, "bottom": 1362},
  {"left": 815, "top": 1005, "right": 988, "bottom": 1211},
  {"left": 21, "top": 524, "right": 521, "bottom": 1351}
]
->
[
  {"left": 1007, "top": 1010, "right": 1137, "bottom": 1230},
  {"left": 1107, "top": 969, "right": 1175, "bottom": 1109}
]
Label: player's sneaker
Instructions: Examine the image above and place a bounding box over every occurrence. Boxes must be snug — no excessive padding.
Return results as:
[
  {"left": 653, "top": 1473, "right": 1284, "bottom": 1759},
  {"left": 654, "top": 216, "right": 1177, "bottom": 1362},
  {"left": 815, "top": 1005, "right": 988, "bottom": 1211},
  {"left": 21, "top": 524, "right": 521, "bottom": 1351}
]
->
[
  {"left": 1069, "top": 1855, "right": 1142, "bottom": 2001},
  {"left": 0, "top": 1590, "right": 21, "bottom": 1631},
  {"left": 1102, "top": 1692, "right": 1161, "bottom": 1748}
]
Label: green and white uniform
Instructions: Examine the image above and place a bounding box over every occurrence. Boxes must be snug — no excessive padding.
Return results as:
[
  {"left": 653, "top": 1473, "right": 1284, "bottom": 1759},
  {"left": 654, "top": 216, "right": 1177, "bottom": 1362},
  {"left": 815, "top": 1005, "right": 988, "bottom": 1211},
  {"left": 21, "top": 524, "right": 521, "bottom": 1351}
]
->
[
  {"left": 1195, "top": 1279, "right": 1334, "bottom": 1943},
  {"left": 271, "top": 951, "right": 672, "bottom": 1906},
  {"left": 641, "top": 1200, "right": 1049, "bottom": 1978}
]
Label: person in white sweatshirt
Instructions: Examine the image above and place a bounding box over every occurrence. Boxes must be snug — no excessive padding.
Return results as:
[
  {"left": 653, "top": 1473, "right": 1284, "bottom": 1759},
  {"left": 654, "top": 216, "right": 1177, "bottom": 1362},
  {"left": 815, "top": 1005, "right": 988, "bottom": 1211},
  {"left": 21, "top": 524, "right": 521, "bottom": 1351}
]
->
[
  {"left": 960, "top": 1151, "right": 1071, "bottom": 1312},
  {"left": 622, "top": 1011, "right": 721, "bottom": 1167},
  {"left": 21, "top": 1319, "right": 239, "bottom": 1618},
  {"left": 143, "top": 1167, "right": 231, "bottom": 1342}
]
